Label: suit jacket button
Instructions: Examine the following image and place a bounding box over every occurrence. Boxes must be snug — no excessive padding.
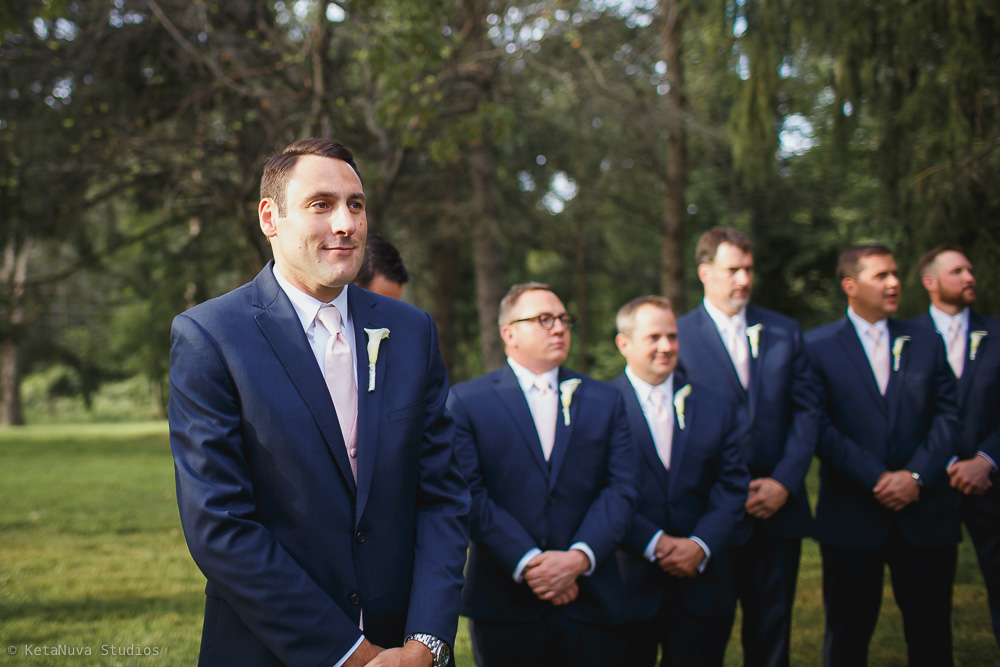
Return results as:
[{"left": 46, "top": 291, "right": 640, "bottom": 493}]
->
[
  {"left": 349, "top": 593, "right": 361, "bottom": 606},
  {"left": 539, "top": 538, "right": 548, "bottom": 548},
  {"left": 356, "top": 531, "right": 366, "bottom": 544}
]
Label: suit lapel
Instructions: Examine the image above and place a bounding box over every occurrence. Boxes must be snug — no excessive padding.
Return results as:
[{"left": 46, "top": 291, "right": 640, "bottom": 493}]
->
[
  {"left": 548, "top": 370, "right": 577, "bottom": 490},
  {"left": 745, "top": 307, "right": 763, "bottom": 422},
  {"left": 835, "top": 318, "right": 887, "bottom": 415},
  {"left": 695, "top": 306, "right": 746, "bottom": 400},
  {"left": 350, "top": 287, "right": 384, "bottom": 523},
  {"left": 616, "top": 375, "right": 670, "bottom": 496},
  {"left": 885, "top": 320, "right": 905, "bottom": 431},
  {"left": 961, "top": 311, "right": 986, "bottom": 400},
  {"left": 493, "top": 366, "right": 550, "bottom": 477},
  {"left": 666, "top": 377, "right": 690, "bottom": 496},
  {"left": 252, "top": 265, "right": 358, "bottom": 493}
]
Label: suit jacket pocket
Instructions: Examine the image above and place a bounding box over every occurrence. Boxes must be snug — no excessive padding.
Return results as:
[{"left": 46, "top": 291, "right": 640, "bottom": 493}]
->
[{"left": 387, "top": 398, "right": 427, "bottom": 423}]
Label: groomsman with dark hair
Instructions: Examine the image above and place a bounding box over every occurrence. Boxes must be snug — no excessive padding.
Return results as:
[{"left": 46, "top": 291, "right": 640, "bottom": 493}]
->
[
  {"left": 914, "top": 244, "right": 1000, "bottom": 650},
  {"left": 613, "top": 296, "right": 749, "bottom": 666},
  {"left": 676, "top": 227, "right": 819, "bottom": 667},
  {"left": 805, "top": 244, "right": 959, "bottom": 667}
]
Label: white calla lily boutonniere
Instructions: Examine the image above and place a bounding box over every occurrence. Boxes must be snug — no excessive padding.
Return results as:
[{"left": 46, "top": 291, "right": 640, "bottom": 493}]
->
[
  {"left": 746, "top": 323, "right": 763, "bottom": 359},
  {"left": 891, "top": 335, "right": 910, "bottom": 372},
  {"left": 364, "top": 328, "right": 390, "bottom": 392},
  {"left": 559, "top": 379, "right": 582, "bottom": 426},
  {"left": 970, "top": 330, "right": 987, "bottom": 361},
  {"left": 673, "top": 384, "right": 692, "bottom": 430}
]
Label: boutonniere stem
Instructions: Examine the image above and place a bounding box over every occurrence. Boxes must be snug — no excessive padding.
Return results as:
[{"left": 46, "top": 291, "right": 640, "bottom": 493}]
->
[
  {"left": 364, "top": 328, "right": 390, "bottom": 391},
  {"left": 970, "top": 331, "right": 987, "bottom": 361},
  {"left": 559, "top": 379, "right": 582, "bottom": 426},
  {"left": 892, "top": 336, "right": 910, "bottom": 372},
  {"left": 673, "top": 384, "right": 692, "bottom": 430},
  {"left": 746, "top": 324, "right": 763, "bottom": 359}
]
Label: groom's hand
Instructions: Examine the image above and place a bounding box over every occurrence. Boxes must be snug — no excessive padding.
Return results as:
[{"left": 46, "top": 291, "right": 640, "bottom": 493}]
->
[
  {"left": 366, "top": 640, "right": 433, "bottom": 666},
  {"left": 344, "top": 639, "right": 384, "bottom": 666}
]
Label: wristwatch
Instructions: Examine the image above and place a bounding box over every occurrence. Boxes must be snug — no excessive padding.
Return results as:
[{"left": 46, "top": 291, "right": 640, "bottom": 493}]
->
[
  {"left": 404, "top": 633, "right": 450, "bottom": 667},
  {"left": 910, "top": 471, "right": 924, "bottom": 486}
]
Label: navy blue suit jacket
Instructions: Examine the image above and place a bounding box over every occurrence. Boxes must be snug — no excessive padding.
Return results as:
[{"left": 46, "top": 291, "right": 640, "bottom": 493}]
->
[
  {"left": 612, "top": 373, "right": 750, "bottom": 618},
  {"left": 169, "top": 263, "right": 470, "bottom": 666},
  {"left": 676, "top": 304, "right": 819, "bottom": 539},
  {"left": 912, "top": 310, "right": 1000, "bottom": 465},
  {"left": 805, "top": 317, "right": 960, "bottom": 548},
  {"left": 448, "top": 365, "right": 639, "bottom": 626}
]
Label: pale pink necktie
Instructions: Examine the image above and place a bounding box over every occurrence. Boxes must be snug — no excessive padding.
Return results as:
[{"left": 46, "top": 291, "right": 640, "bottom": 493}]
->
[
  {"left": 867, "top": 328, "right": 889, "bottom": 395},
  {"left": 649, "top": 390, "right": 673, "bottom": 470},
  {"left": 532, "top": 377, "right": 558, "bottom": 461},
  {"left": 728, "top": 323, "right": 750, "bottom": 389},
  {"left": 947, "top": 319, "right": 965, "bottom": 378},
  {"left": 317, "top": 306, "right": 358, "bottom": 481}
]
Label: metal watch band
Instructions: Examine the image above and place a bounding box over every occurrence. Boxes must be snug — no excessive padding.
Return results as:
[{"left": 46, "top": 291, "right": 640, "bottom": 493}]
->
[{"left": 404, "top": 633, "right": 450, "bottom": 667}]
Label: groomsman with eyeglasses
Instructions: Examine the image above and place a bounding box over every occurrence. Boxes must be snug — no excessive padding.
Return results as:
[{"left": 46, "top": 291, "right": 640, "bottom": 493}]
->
[
  {"left": 449, "top": 282, "right": 639, "bottom": 667},
  {"left": 913, "top": 244, "right": 1000, "bottom": 651},
  {"left": 805, "top": 244, "right": 959, "bottom": 667},
  {"left": 675, "top": 227, "right": 820, "bottom": 667}
]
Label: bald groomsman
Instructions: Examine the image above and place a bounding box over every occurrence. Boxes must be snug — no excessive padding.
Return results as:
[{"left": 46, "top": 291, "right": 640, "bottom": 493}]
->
[
  {"left": 613, "top": 296, "right": 749, "bottom": 666},
  {"left": 914, "top": 244, "right": 1000, "bottom": 650},
  {"left": 676, "top": 227, "right": 819, "bottom": 667},
  {"left": 806, "top": 244, "right": 959, "bottom": 667}
]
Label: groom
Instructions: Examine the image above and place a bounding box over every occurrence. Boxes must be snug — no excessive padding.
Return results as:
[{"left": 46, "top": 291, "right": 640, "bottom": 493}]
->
[{"left": 169, "top": 139, "right": 469, "bottom": 667}]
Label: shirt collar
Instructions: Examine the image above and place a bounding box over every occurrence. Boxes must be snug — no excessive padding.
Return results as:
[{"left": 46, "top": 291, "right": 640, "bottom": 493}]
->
[
  {"left": 847, "top": 306, "right": 888, "bottom": 341},
  {"left": 272, "top": 264, "right": 351, "bottom": 333},
  {"left": 507, "top": 357, "right": 560, "bottom": 395},
  {"left": 625, "top": 367, "right": 674, "bottom": 406},
  {"left": 929, "top": 305, "right": 969, "bottom": 335},
  {"left": 703, "top": 297, "right": 747, "bottom": 333}
]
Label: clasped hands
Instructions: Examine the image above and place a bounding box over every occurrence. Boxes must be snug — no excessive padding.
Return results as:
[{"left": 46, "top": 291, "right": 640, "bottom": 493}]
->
[
  {"left": 345, "top": 638, "right": 433, "bottom": 667},
  {"left": 947, "top": 456, "right": 993, "bottom": 496},
  {"left": 745, "top": 477, "right": 789, "bottom": 520},
  {"left": 654, "top": 534, "right": 705, "bottom": 578},
  {"left": 523, "top": 549, "right": 589, "bottom": 606},
  {"left": 873, "top": 470, "right": 920, "bottom": 511}
]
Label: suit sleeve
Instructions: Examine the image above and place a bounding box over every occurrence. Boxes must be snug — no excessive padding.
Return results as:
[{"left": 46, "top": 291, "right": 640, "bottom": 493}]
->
[
  {"left": 169, "top": 314, "right": 360, "bottom": 667},
  {"left": 403, "top": 313, "right": 471, "bottom": 647},
  {"left": 902, "top": 335, "right": 959, "bottom": 483},
  {"left": 567, "top": 390, "right": 640, "bottom": 565},
  {"left": 769, "top": 326, "right": 821, "bottom": 493},
  {"left": 690, "top": 403, "right": 751, "bottom": 552},
  {"left": 449, "top": 390, "right": 542, "bottom": 574}
]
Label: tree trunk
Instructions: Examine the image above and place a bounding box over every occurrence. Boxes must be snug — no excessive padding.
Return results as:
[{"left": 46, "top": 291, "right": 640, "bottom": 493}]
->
[
  {"left": 432, "top": 239, "right": 458, "bottom": 378},
  {"left": 660, "top": 0, "right": 687, "bottom": 310},
  {"left": 469, "top": 142, "right": 507, "bottom": 372},
  {"left": 0, "top": 338, "right": 24, "bottom": 426}
]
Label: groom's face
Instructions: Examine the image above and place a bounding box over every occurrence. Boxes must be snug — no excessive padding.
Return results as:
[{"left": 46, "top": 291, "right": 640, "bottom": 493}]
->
[{"left": 259, "top": 155, "right": 368, "bottom": 302}]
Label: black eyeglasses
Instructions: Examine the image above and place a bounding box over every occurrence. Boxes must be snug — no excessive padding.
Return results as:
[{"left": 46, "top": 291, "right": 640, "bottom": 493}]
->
[{"left": 508, "top": 313, "right": 577, "bottom": 330}]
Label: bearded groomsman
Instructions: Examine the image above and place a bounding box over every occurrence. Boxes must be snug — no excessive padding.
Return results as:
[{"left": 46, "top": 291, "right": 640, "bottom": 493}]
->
[
  {"left": 449, "top": 283, "right": 638, "bottom": 667},
  {"left": 914, "top": 244, "right": 1000, "bottom": 650},
  {"left": 676, "top": 227, "right": 819, "bottom": 667},
  {"left": 613, "top": 296, "right": 749, "bottom": 666},
  {"left": 805, "top": 244, "right": 959, "bottom": 667}
]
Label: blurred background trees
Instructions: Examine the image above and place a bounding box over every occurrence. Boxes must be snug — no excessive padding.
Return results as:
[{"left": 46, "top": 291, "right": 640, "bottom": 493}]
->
[{"left": 2, "top": 0, "right": 998, "bottom": 424}]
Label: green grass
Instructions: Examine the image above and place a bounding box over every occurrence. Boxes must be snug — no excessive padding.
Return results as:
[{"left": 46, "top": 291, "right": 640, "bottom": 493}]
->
[{"left": 0, "top": 424, "right": 997, "bottom": 665}]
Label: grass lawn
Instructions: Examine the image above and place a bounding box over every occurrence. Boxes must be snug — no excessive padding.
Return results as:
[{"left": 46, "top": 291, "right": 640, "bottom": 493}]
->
[{"left": 1, "top": 422, "right": 997, "bottom": 665}]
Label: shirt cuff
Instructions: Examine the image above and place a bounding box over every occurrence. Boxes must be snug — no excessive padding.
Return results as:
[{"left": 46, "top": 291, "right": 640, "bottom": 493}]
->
[
  {"left": 644, "top": 530, "right": 665, "bottom": 562},
  {"left": 978, "top": 451, "right": 999, "bottom": 472},
  {"left": 569, "top": 542, "right": 596, "bottom": 576},
  {"left": 689, "top": 536, "right": 711, "bottom": 573},
  {"left": 513, "top": 548, "right": 542, "bottom": 582},
  {"left": 332, "top": 636, "right": 365, "bottom": 667}
]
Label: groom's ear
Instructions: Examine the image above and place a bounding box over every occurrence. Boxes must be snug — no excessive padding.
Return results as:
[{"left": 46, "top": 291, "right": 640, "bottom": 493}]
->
[{"left": 259, "top": 198, "right": 279, "bottom": 239}]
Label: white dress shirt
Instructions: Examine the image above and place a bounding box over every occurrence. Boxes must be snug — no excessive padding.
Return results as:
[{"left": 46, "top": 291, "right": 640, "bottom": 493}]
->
[{"left": 506, "top": 358, "right": 596, "bottom": 582}]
